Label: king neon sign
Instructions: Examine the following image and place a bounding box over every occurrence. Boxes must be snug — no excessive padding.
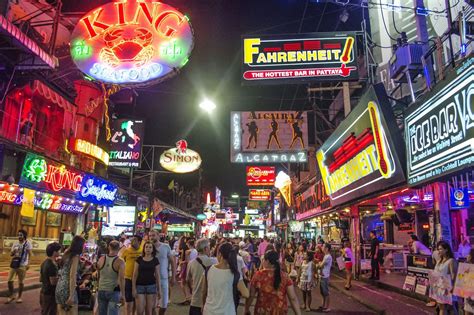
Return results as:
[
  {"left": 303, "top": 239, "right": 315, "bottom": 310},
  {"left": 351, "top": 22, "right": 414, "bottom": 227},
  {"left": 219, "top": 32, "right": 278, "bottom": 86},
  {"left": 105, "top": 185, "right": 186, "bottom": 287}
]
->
[{"left": 70, "top": 0, "right": 194, "bottom": 87}]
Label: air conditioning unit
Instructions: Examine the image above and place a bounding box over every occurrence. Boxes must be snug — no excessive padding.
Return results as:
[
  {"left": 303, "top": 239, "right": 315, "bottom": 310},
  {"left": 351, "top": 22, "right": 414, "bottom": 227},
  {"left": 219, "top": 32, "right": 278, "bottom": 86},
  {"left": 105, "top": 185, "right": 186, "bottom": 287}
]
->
[{"left": 389, "top": 43, "right": 424, "bottom": 83}]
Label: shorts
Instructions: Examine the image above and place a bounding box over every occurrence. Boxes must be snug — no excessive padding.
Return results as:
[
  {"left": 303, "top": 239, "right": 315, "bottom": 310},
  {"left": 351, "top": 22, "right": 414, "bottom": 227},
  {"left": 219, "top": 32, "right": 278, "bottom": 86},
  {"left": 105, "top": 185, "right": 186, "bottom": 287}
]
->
[
  {"left": 345, "top": 262, "right": 353, "bottom": 272},
  {"left": 320, "top": 277, "right": 330, "bottom": 297},
  {"left": 159, "top": 278, "right": 169, "bottom": 308},
  {"left": 8, "top": 266, "right": 27, "bottom": 283},
  {"left": 125, "top": 279, "right": 134, "bottom": 302},
  {"left": 136, "top": 284, "right": 157, "bottom": 295}
]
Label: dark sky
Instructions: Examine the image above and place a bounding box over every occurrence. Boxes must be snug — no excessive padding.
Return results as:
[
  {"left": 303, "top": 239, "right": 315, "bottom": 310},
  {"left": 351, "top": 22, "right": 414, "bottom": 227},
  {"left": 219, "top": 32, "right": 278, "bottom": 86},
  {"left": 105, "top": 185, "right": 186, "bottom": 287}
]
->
[{"left": 64, "top": 0, "right": 364, "bottom": 197}]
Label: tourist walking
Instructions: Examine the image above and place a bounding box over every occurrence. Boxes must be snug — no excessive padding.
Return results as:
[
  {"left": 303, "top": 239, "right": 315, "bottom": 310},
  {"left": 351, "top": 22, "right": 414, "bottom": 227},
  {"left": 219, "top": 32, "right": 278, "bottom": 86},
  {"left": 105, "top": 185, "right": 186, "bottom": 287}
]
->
[
  {"left": 96, "top": 240, "right": 125, "bottom": 315},
  {"left": 203, "top": 242, "right": 249, "bottom": 315},
  {"left": 341, "top": 239, "right": 353, "bottom": 290},
  {"left": 133, "top": 241, "right": 161, "bottom": 315},
  {"left": 245, "top": 250, "right": 301, "bottom": 315},
  {"left": 297, "top": 251, "right": 316, "bottom": 311},
  {"left": 40, "top": 242, "right": 62, "bottom": 315},
  {"left": 316, "top": 243, "right": 333, "bottom": 312},
  {"left": 121, "top": 235, "right": 143, "bottom": 315},
  {"left": 56, "top": 235, "right": 85, "bottom": 315},
  {"left": 6, "top": 229, "right": 33, "bottom": 304}
]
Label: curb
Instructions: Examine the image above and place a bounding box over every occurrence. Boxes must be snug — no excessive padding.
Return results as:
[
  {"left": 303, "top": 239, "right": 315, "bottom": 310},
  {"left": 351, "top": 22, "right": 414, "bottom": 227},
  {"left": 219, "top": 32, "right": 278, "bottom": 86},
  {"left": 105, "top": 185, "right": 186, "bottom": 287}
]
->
[
  {"left": 0, "top": 283, "right": 42, "bottom": 297},
  {"left": 328, "top": 279, "right": 386, "bottom": 315},
  {"left": 357, "top": 275, "right": 430, "bottom": 303}
]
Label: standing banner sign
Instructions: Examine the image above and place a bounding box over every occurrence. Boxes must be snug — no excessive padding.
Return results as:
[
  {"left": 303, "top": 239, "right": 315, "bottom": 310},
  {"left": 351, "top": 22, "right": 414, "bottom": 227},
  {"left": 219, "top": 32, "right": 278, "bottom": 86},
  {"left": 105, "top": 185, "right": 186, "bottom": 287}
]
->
[
  {"left": 429, "top": 271, "right": 453, "bottom": 305},
  {"left": 21, "top": 188, "right": 35, "bottom": 218},
  {"left": 454, "top": 263, "right": 474, "bottom": 299}
]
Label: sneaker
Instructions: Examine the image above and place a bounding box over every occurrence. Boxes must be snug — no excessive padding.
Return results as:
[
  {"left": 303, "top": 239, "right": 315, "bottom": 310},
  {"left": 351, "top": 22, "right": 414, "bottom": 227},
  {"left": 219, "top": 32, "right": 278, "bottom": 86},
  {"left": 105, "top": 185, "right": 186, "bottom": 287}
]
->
[
  {"left": 426, "top": 301, "right": 436, "bottom": 307},
  {"left": 16, "top": 298, "right": 23, "bottom": 303},
  {"left": 5, "top": 297, "right": 15, "bottom": 304},
  {"left": 322, "top": 308, "right": 331, "bottom": 313}
]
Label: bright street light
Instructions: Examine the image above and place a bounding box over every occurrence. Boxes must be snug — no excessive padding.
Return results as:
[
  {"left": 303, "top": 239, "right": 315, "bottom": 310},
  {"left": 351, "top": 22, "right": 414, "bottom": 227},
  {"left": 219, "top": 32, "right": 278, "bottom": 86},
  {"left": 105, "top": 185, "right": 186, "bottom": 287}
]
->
[
  {"left": 199, "top": 99, "right": 216, "bottom": 113},
  {"left": 231, "top": 193, "right": 239, "bottom": 199}
]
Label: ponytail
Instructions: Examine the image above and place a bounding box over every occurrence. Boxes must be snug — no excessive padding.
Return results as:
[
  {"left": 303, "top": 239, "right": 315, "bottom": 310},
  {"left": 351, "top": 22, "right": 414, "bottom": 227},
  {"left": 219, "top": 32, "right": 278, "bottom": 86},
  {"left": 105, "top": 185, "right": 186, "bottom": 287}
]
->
[
  {"left": 219, "top": 242, "right": 239, "bottom": 278},
  {"left": 264, "top": 250, "right": 282, "bottom": 290}
]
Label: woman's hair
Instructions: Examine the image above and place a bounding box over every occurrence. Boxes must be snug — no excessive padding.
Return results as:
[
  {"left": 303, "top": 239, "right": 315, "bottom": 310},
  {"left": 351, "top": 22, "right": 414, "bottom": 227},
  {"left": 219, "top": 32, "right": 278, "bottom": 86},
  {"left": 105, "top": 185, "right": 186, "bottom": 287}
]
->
[
  {"left": 437, "top": 241, "right": 454, "bottom": 259},
  {"left": 265, "top": 250, "right": 282, "bottom": 290},
  {"left": 63, "top": 236, "right": 85, "bottom": 262},
  {"left": 265, "top": 243, "right": 275, "bottom": 253},
  {"left": 306, "top": 251, "right": 315, "bottom": 261},
  {"left": 219, "top": 242, "right": 239, "bottom": 279},
  {"left": 142, "top": 240, "right": 157, "bottom": 257}
]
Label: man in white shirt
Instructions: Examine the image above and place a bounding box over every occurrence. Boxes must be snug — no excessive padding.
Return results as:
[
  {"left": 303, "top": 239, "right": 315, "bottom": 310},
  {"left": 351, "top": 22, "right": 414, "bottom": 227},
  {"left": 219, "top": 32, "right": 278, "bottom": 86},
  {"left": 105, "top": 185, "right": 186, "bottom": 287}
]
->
[
  {"left": 458, "top": 236, "right": 471, "bottom": 259},
  {"left": 410, "top": 235, "right": 432, "bottom": 256},
  {"left": 317, "top": 243, "right": 333, "bottom": 313},
  {"left": 6, "top": 229, "right": 33, "bottom": 304}
]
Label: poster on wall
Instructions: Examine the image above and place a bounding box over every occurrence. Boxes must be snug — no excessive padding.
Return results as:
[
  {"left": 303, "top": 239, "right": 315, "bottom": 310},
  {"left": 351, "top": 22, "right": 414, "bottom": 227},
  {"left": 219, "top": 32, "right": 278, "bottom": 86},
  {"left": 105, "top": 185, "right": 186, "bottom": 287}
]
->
[
  {"left": 242, "top": 32, "right": 358, "bottom": 85},
  {"left": 102, "top": 206, "right": 136, "bottom": 236},
  {"left": 405, "top": 59, "right": 473, "bottom": 186},
  {"left": 230, "top": 111, "right": 308, "bottom": 163},
  {"left": 316, "top": 84, "right": 406, "bottom": 206},
  {"left": 109, "top": 119, "right": 145, "bottom": 168},
  {"left": 70, "top": 1, "right": 194, "bottom": 87}
]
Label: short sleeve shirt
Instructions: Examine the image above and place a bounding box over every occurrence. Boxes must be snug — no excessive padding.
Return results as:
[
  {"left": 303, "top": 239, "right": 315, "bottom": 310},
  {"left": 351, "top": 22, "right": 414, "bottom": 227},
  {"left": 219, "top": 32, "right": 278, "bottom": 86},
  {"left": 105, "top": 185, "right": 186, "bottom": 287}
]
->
[
  {"left": 121, "top": 247, "right": 142, "bottom": 279},
  {"left": 155, "top": 242, "right": 172, "bottom": 279},
  {"left": 251, "top": 269, "right": 293, "bottom": 314},
  {"left": 370, "top": 238, "right": 380, "bottom": 256},
  {"left": 321, "top": 254, "right": 333, "bottom": 278},
  {"left": 11, "top": 240, "right": 32, "bottom": 266},
  {"left": 40, "top": 259, "right": 58, "bottom": 295},
  {"left": 136, "top": 256, "right": 160, "bottom": 285}
]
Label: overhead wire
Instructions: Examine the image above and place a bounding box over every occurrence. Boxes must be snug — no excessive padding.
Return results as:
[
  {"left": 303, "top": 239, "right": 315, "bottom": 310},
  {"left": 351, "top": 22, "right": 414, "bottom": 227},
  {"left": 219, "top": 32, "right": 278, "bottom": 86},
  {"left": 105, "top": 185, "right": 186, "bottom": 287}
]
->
[
  {"left": 391, "top": 0, "right": 402, "bottom": 35},
  {"left": 380, "top": 0, "right": 398, "bottom": 41}
]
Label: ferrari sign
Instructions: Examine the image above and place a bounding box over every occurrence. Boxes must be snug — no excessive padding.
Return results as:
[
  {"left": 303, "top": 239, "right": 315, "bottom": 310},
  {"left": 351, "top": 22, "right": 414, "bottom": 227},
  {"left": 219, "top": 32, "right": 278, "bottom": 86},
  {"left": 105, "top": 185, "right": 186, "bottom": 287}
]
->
[{"left": 160, "top": 140, "right": 201, "bottom": 173}]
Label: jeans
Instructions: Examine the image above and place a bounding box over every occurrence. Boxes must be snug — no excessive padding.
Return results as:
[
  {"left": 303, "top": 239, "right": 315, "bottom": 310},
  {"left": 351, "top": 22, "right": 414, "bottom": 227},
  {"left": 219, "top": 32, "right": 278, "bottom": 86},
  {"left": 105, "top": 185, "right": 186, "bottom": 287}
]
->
[
  {"left": 371, "top": 258, "right": 380, "bottom": 279},
  {"left": 97, "top": 290, "right": 120, "bottom": 315}
]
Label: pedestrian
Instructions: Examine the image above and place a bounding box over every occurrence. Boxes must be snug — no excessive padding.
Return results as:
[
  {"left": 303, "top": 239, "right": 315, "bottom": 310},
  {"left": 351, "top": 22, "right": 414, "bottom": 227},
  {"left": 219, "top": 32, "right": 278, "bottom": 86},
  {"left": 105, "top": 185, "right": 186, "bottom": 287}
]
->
[
  {"left": 40, "top": 242, "right": 62, "bottom": 315},
  {"left": 369, "top": 230, "right": 380, "bottom": 280},
  {"left": 186, "top": 238, "right": 217, "bottom": 315},
  {"left": 149, "top": 230, "right": 176, "bottom": 315},
  {"left": 245, "top": 250, "right": 301, "bottom": 315},
  {"left": 234, "top": 244, "right": 249, "bottom": 283},
  {"left": 6, "top": 229, "right": 33, "bottom": 304},
  {"left": 294, "top": 244, "right": 305, "bottom": 273},
  {"left": 341, "top": 239, "right": 353, "bottom": 290},
  {"left": 297, "top": 251, "right": 316, "bottom": 312},
  {"left": 203, "top": 242, "right": 249, "bottom": 315},
  {"left": 132, "top": 241, "right": 161, "bottom": 315},
  {"left": 56, "top": 235, "right": 85, "bottom": 315},
  {"left": 96, "top": 240, "right": 125, "bottom": 315},
  {"left": 239, "top": 241, "right": 251, "bottom": 270},
  {"left": 409, "top": 235, "right": 432, "bottom": 255},
  {"left": 434, "top": 241, "right": 457, "bottom": 315},
  {"left": 258, "top": 236, "right": 269, "bottom": 260},
  {"left": 284, "top": 243, "right": 295, "bottom": 273},
  {"left": 121, "top": 235, "right": 143, "bottom": 315},
  {"left": 316, "top": 243, "right": 333, "bottom": 312},
  {"left": 458, "top": 235, "right": 471, "bottom": 260}
]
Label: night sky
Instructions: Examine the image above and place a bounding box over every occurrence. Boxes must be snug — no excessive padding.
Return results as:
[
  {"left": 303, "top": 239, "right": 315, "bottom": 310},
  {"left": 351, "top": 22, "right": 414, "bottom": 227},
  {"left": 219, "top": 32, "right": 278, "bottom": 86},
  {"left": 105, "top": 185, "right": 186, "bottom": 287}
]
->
[{"left": 64, "top": 0, "right": 365, "bottom": 197}]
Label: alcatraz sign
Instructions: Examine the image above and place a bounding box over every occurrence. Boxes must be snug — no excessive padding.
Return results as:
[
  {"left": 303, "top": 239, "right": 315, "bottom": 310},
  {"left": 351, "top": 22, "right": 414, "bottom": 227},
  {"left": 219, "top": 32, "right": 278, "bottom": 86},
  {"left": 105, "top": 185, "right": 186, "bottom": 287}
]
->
[
  {"left": 242, "top": 32, "right": 358, "bottom": 85},
  {"left": 70, "top": 0, "right": 194, "bottom": 87},
  {"left": 405, "top": 59, "right": 473, "bottom": 186}
]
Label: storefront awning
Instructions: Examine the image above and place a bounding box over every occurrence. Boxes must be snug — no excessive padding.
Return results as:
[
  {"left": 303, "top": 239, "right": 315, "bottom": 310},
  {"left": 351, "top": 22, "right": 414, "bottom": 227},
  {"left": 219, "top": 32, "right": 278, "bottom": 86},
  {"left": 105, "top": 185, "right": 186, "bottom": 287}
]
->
[
  {"left": 31, "top": 80, "right": 76, "bottom": 114},
  {"left": 0, "top": 14, "right": 58, "bottom": 69},
  {"left": 159, "top": 200, "right": 197, "bottom": 221}
]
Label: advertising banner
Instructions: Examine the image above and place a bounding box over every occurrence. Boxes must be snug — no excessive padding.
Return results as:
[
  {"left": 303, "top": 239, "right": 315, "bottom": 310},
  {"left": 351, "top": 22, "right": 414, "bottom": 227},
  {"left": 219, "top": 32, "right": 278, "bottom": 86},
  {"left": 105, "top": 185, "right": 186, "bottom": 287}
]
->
[
  {"left": 242, "top": 32, "right": 358, "bottom": 85},
  {"left": 450, "top": 188, "right": 470, "bottom": 209},
  {"left": 405, "top": 59, "right": 474, "bottom": 186},
  {"left": 20, "top": 188, "right": 35, "bottom": 218},
  {"left": 249, "top": 189, "right": 272, "bottom": 201},
  {"left": 103, "top": 206, "right": 136, "bottom": 236},
  {"left": 454, "top": 263, "right": 474, "bottom": 299},
  {"left": 316, "top": 84, "right": 405, "bottom": 206},
  {"left": 109, "top": 119, "right": 145, "bottom": 168},
  {"left": 230, "top": 111, "right": 308, "bottom": 163},
  {"left": 295, "top": 180, "right": 331, "bottom": 220},
  {"left": 429, "top": 271, "right": 453, "bottom": 305},
  {"left": 246, "top": 166, "right": 275, "bottom": 186}
]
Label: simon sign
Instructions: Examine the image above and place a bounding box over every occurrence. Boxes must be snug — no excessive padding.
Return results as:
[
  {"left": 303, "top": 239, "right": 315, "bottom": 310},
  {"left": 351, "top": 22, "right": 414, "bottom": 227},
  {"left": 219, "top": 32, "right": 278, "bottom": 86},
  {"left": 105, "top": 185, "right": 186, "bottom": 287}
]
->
[
  {"left": 316, "top": 84, "right": 406, "bottom": 207},
  {"left": 160, "top": 140, "right": 202, "bottom": 173},
  {"left": 70, "top": 0, "right": 194, "bottom": 87}
]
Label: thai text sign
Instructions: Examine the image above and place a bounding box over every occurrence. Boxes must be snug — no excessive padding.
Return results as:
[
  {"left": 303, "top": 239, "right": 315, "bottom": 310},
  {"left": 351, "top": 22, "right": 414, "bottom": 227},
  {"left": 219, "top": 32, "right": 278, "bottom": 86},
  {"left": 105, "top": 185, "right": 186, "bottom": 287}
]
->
[
  {"left": 70, "top": 0, "right": 194, "bottom": 87},
  {"left": 316, "top": 84, "right": 405, "bottom": 206},
  {"left": 246, "top": 166, "right": 275, "bottom": 186},
  {"left": 249, "top": 189, "right": 272, "bottom": 201},
  {"left": 242, "top": 32, "right": 358, "bottom": 85},
  {"left": 230, "top": 111, "right": 308, "bottom": 163},
  {"left": 109, "top": 119, "right": 145, "bottom": 168},
  {"left": 405, "top": 59, "right": 473, "bottom": 186}
]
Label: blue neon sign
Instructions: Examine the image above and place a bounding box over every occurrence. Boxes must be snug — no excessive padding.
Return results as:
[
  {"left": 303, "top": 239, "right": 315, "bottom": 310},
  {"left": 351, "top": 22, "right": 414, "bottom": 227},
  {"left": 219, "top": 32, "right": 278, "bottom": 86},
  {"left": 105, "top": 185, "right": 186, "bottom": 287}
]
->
[{"left": 77, "top": 174, "right": 117, "bottom": 206}]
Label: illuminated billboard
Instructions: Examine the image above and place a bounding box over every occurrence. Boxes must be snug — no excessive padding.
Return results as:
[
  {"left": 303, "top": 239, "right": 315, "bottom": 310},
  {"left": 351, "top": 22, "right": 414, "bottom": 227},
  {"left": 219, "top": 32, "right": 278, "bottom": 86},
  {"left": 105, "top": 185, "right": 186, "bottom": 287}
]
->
[
  {"left": 70, "top": 138, "right": 109, "bottom": 165},
  {"left": 70, "top": 0, "right": 194, "bottom": 87},
  {"left": 242, "top": 32, "right": 358, "bottom": 85},
  {"left": 405, "top": 60, "right": 473, "bottom": 186},
  {"left": 109, "top": 119, "right": 145, "bottom": 168},
  {"left": 159, "top": 140, "right": 202, "bottom": 173},
  {"left": 230, "top": 111, "right": 308, "bottom": 163},
  {"left": 246, "top": 166, "right": 275, "bottom": 186},
  {"left": 102, "top": 206, "right": 136, "bottom": 236},
  {"left": 249, "top": 189, "right": 272, "bottom": 201},
  {"left": 316, "top": 84, "right": 405, "bottom": 206}
]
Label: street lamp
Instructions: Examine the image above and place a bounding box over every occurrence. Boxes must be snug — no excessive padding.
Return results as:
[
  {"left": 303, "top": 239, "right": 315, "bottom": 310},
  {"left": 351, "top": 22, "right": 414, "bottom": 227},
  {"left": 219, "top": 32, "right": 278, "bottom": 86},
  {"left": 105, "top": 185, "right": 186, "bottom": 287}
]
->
[{"left": 199, "top": 99, "right": 216, "bottom": 113}]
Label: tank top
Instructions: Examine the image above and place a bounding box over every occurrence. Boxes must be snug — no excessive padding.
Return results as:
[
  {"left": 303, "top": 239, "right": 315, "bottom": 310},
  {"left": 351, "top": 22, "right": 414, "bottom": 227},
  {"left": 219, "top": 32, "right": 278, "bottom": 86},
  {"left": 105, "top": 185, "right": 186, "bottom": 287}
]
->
[
  {"left": 98, "top": 255, "right": 119, "bottom": 291},
  {"left": 435, "top": 258, "right": 453, "bottom": 276}
]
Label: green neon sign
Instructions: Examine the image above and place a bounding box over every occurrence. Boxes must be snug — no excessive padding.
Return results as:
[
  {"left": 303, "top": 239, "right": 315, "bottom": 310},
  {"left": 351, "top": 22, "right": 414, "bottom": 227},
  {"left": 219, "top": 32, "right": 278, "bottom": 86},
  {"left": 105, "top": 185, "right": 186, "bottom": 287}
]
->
[
  {"left": 25, "top": 157, "right": 47, "bottom": 183},
  {"left": 71, "top": 39, "right": 92, "bottom": 60}
]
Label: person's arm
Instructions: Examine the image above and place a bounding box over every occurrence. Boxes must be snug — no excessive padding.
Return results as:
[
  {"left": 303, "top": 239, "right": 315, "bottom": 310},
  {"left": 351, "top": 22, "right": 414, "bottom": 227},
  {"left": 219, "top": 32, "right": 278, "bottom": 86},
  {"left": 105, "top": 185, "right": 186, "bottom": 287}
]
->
[
  {"left": 155, "top": 261, "right": 161, "bottom": 300},
  {"left": 448, "top": 259, "right": 456, "bottom": 283},
  {"left": 237, "top": 279, "right": 249, "bottom": 298},
  {"left": 186, "top": 262, "right": 193, "bottom": 289},
  {"left": 117, "top": 259, "right": 126, "bottom": 303},
  {"left": 168, "top": 249, "right": 177, "bottom": 286},
  {"left": 67, "top": 256, "right": 79, "bottom": 305},
  {"left": 374, "top": 244, "right": 379, "bottom": 260},
  {"left": 287, "top": 285, "right": 302, "bottom": 315},
  {"left": 244, "top": 283, "right": 256, "bottom": 314},
  {"left": 49, "top": 263, "right": 59, "bottom": 286},
  {"left": 132, "top": 261, "right": 139, "bottom": 298}
]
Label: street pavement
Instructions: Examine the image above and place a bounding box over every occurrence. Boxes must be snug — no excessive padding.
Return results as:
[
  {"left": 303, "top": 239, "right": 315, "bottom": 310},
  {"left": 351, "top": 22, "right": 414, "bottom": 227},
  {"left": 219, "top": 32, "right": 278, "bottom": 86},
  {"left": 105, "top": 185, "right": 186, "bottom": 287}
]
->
[{"left": 0, "top": 268, "right": 434, "bottom": 315}]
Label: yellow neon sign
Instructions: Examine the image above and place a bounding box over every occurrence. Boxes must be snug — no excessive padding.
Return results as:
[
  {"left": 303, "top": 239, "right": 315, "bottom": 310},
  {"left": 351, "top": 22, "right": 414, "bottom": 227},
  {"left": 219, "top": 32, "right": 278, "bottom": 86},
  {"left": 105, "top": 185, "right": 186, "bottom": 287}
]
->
[{"left": 74, "top": 139, "right": 110, "bottom": 165}]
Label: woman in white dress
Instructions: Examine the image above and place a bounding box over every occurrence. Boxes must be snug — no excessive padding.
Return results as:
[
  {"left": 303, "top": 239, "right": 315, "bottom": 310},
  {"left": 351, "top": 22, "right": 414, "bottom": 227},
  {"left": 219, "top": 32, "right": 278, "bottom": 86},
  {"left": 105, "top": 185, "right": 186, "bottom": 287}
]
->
[
  {"left": 203, "top": 242, "right": 249, "bottom": 315},
  {"left": 434, "top": 241, "right": 456, "bottom": 315}
]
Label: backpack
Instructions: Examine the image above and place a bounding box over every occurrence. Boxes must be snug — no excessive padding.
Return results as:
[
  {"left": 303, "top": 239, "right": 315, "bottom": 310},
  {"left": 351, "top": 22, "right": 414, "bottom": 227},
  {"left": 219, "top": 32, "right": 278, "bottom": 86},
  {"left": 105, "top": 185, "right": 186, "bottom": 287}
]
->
[{"left": 198, "top": 258, "right": 240, "bottom": 311}]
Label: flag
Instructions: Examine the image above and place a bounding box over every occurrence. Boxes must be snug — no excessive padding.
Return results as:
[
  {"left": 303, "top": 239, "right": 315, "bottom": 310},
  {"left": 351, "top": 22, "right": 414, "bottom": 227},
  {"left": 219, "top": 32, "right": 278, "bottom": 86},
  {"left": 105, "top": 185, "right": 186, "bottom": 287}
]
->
[
  {"left": 21, "top": 188, "right": 35, "bottom": 218},
  {"left": 168, "top": 180, "right": 174, "bottom": 190}
]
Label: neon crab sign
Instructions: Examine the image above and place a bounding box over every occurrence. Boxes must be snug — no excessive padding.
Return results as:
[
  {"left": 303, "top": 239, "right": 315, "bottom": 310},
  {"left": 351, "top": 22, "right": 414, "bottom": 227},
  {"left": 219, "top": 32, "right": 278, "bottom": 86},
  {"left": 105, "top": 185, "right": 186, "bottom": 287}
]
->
[{"left": 70, "top": 0, "right": 194, "bottom": 86}]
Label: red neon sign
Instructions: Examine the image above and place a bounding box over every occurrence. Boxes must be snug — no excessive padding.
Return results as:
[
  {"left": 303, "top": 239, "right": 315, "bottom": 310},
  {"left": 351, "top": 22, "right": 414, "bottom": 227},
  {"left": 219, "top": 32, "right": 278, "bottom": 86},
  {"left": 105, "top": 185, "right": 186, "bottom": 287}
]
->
[
  {"left": 246, "top": 166, "right": 276, "bottom": 186},
  {"left": 70, "top": 0, "right": 194, "bottom": 87},
  {"left": 44, "top": 165, "right": 83, "bottom": 193}
]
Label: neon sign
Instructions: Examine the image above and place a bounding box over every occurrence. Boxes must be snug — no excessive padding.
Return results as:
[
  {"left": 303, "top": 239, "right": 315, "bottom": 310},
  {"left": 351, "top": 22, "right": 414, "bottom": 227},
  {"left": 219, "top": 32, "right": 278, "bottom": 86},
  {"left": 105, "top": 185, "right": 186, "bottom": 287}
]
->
[
  {"left": 246, "top": 166, "right": 275, "bottom": 186},
  {"left": 70, "top": 0, "right": 194, "bottom": 87},
  {"left": 159, "top": 140, "right": 202, "bottom": 173},
  {"left": 242, "top": 32, "right": 358, "bottom": 85},
  {"left": 249, "top": 189, "right": 272, "bottom": 201},
  {"left": 109, "top": 119, "right": 145, "bottom": 168},
  {"left": 316, "top": 85, "right": 405, "bottom": 207},
  {"left": 72, "top": 138, "right": 110, "bottom": 165},
  {"left": 77, "top": 174, "right": 117, "bottom": 206}
]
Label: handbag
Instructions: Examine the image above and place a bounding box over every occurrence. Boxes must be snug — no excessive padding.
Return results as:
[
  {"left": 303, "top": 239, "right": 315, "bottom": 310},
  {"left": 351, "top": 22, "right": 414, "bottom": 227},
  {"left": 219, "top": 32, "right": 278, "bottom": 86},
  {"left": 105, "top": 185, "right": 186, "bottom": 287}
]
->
[{"left": 10, "top": 242, "right": 27, "bottom": 269}]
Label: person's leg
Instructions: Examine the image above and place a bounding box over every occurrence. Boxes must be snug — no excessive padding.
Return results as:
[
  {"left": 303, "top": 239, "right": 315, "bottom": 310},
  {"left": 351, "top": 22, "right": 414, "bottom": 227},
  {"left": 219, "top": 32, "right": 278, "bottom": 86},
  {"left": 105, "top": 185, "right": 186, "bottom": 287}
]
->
[
  {"left": 146, "top": 293, "right": 156, "bottom": 315},
  {"left": 7, "top": 268, "right": 16, "bottom": 301},
  {"left": 136, "top": 294, "right": 146, "bottom": 315},
  {"left": 306, "top": 289, "right": 312, "bottom": 310},
  {"left": 375, "top": 260, "right": 380, "bottom": 279},
  {"left": 17, "top": 266, "right": 26, "bottom": 300},
  {"left": 301, "top": 290, "right": 306, "bottom": 309},
  {"left": 97, "top": 291, "right": 108, "bottom": 315},
  {"left": 107, "top": 291, "right": 120, "bottom": 315},
  {"left": 158, "top": 279, "right": 169, "bottom": 315},
  {"left": 125, "top": 279, "right": 134, "bottom": 315},
  {"left": 370, "top": 258, "right": 376, "bottom": 279}
]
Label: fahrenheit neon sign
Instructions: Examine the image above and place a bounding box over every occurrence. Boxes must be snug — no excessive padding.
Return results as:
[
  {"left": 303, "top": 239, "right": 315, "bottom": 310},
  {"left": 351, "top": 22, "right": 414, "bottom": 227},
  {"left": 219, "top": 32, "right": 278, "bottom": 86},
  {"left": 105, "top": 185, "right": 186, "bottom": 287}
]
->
[
  {"left": 70, "top": 0, "right": 194, "bottom": 87},
  {"left": 72, "top": 138, "right": 110, "bottom": 165}
]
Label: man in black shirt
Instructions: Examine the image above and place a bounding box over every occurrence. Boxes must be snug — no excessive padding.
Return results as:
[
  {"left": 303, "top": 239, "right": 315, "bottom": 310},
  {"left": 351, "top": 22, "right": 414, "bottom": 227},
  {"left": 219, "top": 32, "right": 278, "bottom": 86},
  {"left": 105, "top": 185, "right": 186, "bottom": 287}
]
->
[
  {"left": 40, "top": 242, "right": 61, "bottom": 315},
  {"left": 369, "top": 230, "right": 380, "bottom": 280}
]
